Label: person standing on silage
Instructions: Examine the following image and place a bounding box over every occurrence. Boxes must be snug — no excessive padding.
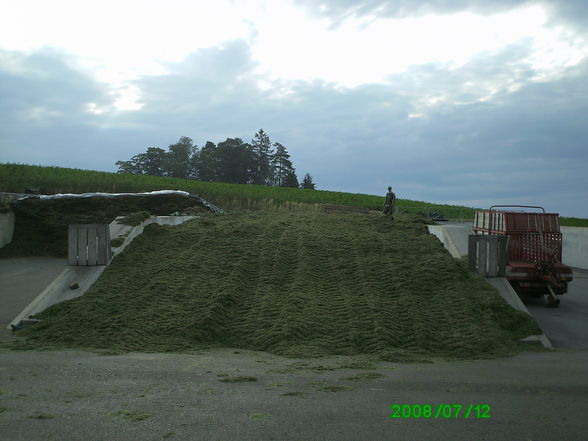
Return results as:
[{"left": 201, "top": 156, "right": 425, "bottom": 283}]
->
[{"left": 383, "top": 186, "right": 396, "bottom": 219}]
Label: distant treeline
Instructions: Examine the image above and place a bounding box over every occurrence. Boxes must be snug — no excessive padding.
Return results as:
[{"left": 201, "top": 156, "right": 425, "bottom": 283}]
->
[{"left": 116, "top": 129, "right": 316, "bottom": 189}]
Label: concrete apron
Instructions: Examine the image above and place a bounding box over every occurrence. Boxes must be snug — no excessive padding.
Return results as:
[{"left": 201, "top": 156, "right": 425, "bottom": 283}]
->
[
  {"left": 428, "top": 224, "right": 553, "bottom": 349},
  {"left": 7, "top": 215, "right": 196, "bottom": 330},
  {"left": 0, "top": 212, "right": 15, "bottom": 248}
]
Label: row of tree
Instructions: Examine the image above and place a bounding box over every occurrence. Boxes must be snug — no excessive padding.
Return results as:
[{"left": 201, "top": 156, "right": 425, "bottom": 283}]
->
[{"left": 116, "top": 130, "right": 316, "bottom": 189}]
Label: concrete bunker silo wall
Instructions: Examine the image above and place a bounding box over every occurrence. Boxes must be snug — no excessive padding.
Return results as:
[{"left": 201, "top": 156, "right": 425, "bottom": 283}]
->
[{"left": 0, "top": 212, "right": 15, "bottom": 248}]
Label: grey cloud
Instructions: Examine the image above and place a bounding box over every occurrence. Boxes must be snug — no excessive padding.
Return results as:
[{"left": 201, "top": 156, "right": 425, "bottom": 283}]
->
[
  {"left": 296, "top": 0, "right": 588, "bottom": 33},
  {"left": 127, "top": 41, "right": 265, "bottom": 138},
  {"left": 0, "top": 40, "right": 586, "bottom": 217},
  {"left": 543, "top": 0, "right": 588, "bottom": 30},
  {"left": 0, "top": 48, "right": 156, "bottom": 169},
  {"left": 378, "top": 59, "right": 588, "bottom": 213},
  {"left": 267, "top": 54, "right": 588, "bottom": 215},
  {"left": 0, "top": 48, "right": 109, "bottom": 124},
  {"left": 295, "top": 0, "right": 531, "bottom": 22}
]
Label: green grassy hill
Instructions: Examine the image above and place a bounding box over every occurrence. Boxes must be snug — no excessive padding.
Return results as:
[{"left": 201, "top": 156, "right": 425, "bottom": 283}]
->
[
  {"left": 0, "top": 163, "right": 473, "bottom": 213},
  {"left": 2, "top": 163, "right": 586, "bottom": 225},
  {"left": 21, "top": 211, "right": 541, "bottom": 361}
]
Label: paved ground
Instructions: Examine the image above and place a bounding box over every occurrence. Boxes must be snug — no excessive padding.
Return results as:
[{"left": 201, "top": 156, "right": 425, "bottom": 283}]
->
[
  {"left": 523, "top": 268, "right": 588, "bottom": 350},
  {"left": 0, "top": 262, "right": 587, "bottom": 441},
  {"left": 0, "top": 345, "right": 587, "bottom": 441},
  {"left": 0, "top": 258, "right": 67, "bottom": 327}
]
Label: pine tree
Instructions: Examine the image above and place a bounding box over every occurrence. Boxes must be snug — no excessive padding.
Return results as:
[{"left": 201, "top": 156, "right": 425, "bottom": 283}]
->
[
  {"left": 271, "top": 142, "right": 296, "bottom": 187},
  {"left": 251, "top": 129, "right": 273, "bottom": 185},
  {"left": 301, "top": 173, "right": 316, "bottom": 190},
  {"left": 283, "top": 170, "right": 299, "bottom": 188}
]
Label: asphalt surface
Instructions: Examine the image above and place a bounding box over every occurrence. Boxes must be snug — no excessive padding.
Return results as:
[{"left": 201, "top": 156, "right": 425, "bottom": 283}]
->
[
  {"left": 0, "top": 257, "right": 67, "bottom": 327},
  {"left": 523, "top": 268, "right": 588, "bottom": 350},
  {"left": 1, "top": 346, "right": 587, "bottom": 441},
  {"left": 0, "top": 261, "right": 587, "bottom": 441}
]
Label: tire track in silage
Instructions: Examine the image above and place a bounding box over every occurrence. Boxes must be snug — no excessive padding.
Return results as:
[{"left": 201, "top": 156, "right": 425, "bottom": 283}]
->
[
  {"left": 266, "top": 216, "right": 337, "bottom": 355},
  {"left": 242, "top": 218, "right": 303, "bottom": 351},
  {"left": 350, "top": 228, "right": 413, "bottom": 354},
  {"left": 186, "top": 219, "right": 262, "bottom": 344},
  {"left": 298, "top": 218, "right": 353, "bottom": 354}
]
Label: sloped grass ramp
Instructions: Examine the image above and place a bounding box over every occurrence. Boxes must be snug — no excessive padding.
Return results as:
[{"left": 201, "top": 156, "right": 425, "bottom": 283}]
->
[{"left": 22, "top": 212, "right": 541, "bottom": 361}]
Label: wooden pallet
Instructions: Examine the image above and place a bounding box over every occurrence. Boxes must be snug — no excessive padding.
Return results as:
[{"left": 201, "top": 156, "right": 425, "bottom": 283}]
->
[{"left": 68, "top": 224, "right": 111, "bottom": 266}]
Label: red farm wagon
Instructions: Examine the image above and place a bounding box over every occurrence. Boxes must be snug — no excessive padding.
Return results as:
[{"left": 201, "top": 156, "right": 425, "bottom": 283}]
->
[{"left": 472, "top": 205, "right": 573, "bottom": 306}]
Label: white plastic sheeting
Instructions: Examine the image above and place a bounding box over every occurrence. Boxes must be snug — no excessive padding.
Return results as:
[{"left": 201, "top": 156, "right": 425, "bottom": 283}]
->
[
  {"left": 17, "top": 190, "right": 224, "bottom": 213},
  {"left": 36, "top": 190, "right": 190, "bottom": 199}
]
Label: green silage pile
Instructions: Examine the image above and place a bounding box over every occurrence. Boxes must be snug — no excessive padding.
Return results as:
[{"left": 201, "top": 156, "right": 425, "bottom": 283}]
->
[
  {"left": 117, "top": 211, "right": 151, "bottom": 226},
  {"left": 0, "top": 193, "right": 210, "bottom": 258},
  {"left": 21, "top": 211, "right": 541, "bottom": 361}
]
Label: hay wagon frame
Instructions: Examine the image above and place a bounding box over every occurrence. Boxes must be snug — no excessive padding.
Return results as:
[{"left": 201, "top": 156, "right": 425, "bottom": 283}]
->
[{"left": 472, "top": 205, "right": 573, "bottom": 306}]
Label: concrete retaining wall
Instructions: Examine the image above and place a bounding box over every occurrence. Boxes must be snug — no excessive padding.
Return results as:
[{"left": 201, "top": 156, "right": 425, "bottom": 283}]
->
[
  {"left": 0, "top": 212, "right": 15, "bottom": 248},
  {"left": 429, "top": 224, "right": 588, "bottom": 270},
  {"left": 561, "top": 227, "right": 588, "bottom": 270},
  {"left": 427, "top": 225, "right": 462, "bottom": 258},
  {"left": 428, "top": 223, "right": 472, "bottom": 258}
]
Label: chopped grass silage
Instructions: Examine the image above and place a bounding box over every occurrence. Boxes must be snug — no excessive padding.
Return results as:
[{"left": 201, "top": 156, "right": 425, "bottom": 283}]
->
[
  {"left": 117, "top": 211, "right": 151, "bottom": 226},
  {"left": 20, "top": 211, "right": 542, "bottom": 361},
  {"left": 0, "top": 193, "right": 210, "bottom": 258}
]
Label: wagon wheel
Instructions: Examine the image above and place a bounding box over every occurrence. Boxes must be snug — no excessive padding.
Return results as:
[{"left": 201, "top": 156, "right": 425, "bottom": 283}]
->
[{"left": 546, "top": 284, "right": 560, "bottom": 308}]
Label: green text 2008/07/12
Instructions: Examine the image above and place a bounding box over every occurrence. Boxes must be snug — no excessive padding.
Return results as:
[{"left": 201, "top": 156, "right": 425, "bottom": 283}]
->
[{"left": 389, "top": 404, "right": 491, "bottom": 419}]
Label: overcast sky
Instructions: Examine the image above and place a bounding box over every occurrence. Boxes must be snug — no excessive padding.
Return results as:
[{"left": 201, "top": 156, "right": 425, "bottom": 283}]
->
[{"left": 0, "top": 0, "right": 587, "bottom": 216}]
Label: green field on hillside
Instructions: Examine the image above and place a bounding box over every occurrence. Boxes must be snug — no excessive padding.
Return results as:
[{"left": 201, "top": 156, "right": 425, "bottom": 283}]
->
[
  {"left": 20, "top": 211, "right": 541, "bottom": 361},
  {"left": 2, "top": 163, "right": 585, "bottom": 225},
  {"left": 0, "top": 163, "right": 476, "bottom": 215}
]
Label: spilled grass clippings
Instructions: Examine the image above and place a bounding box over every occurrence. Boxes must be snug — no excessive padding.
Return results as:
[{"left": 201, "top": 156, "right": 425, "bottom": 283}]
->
[
  {"left": 111, "top": 410, "right": 152, "bottom": 421},
  {"left": 266, "top": 362, "right": 338, "bottom": 374},
  {"left": 20, "top": 211, "right": 542, "bottom": 361},
  {"left": 27, "top": 412, "right": 55, "bottom": 419},
  {"left": 314, "top": 385, "right": 352, "bottom": 393},
  {"left": 249, "top": 413, "right": 270, "bottom": 420},
  {"left": 340, "top": 373, "right": 386, "bottom": 382},
  {"left": 117, "top": 211, "right": 151, "bottom": 226},
  {"left": 218, "top": 376, "right": 258, "bottom": 383},
  {"left": 280, "top": 391, "right": 307, "bottom": 397},
  {"left": 338, "top": 361, "right": 377, "bottom": 370},
  {"left": 110, "top": 237, "right": 126, "bottom": 248}
]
